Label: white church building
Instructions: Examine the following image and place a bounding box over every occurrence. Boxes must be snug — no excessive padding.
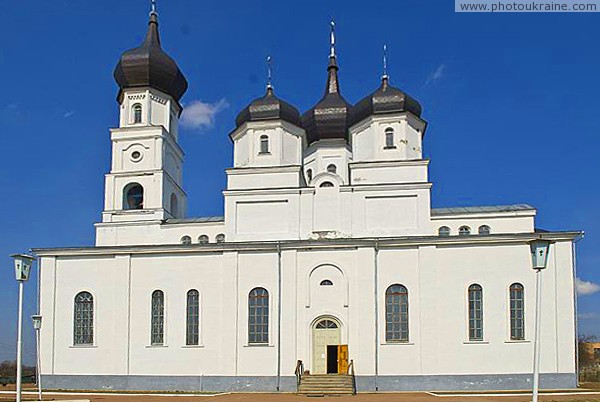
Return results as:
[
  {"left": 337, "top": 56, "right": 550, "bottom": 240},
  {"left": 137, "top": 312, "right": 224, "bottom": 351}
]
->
[{"left": 33, "top": 10, "right": 582, "bottom": 393}]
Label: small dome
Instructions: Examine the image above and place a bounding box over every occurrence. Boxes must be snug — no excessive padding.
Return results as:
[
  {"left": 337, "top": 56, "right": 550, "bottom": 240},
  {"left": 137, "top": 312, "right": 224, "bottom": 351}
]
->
[
  {"left": 350, "top": 77, "right": 422, "bottom": 126},
  {"left": 235, "top": 87, "right": 301, "bottom": 128},
  {"left": 301, "top": 56, "right": 352, "bottom": 145},
  {"left": 113, "top": 12, "right": 188, "bottom": 102}
]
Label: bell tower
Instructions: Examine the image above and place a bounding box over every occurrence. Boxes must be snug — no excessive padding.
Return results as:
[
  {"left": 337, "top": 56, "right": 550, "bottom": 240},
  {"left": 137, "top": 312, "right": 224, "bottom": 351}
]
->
[{"left": 101, "top": 9, "right": 188, "bottom": 225}]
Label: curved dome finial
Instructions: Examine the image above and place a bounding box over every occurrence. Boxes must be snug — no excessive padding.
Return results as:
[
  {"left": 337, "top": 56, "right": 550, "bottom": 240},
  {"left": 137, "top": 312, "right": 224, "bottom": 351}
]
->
[{"left": 382, "top": 44, "right": 389, "bottom": 83}]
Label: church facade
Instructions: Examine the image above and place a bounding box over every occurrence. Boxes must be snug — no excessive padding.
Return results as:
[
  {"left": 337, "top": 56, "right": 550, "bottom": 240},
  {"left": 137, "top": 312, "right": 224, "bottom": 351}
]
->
[{"left": 33, "top": 11, "right": 581, "bottom": 393}]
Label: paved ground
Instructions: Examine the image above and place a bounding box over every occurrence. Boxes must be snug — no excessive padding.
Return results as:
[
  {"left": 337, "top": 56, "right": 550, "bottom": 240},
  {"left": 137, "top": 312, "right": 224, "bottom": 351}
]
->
[{"left": 2, "top": 391, "right": 600, "bottom": 402}]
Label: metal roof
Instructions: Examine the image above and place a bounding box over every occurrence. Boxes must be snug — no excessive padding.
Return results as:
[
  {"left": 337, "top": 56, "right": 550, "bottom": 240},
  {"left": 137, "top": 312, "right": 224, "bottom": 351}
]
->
[
  {"left": 164, "top": 216, "right": 224, "bottom": 224},
  {"left": 235, "top": 87, "right": 301, "bottom": 128},
  {"left": 350, "top": 77, "right": 422, "bottom": 126},
  {"left": 113, "top": 12, "right": 188, "bottom": 102},
  {"left": 431, "top": 204, "right": 535, "bottom": 216}
]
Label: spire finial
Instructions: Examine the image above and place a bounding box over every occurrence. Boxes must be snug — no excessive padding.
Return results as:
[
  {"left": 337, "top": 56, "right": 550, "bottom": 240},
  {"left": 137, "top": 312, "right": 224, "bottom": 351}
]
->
[
  {"left": 329, "top": 20, "right": 336, "bottom": 58},
  {"left": 382, "top": 44, "right": 389, "bottom": 81},
  {"left": 150, "top": 0, "right": 157, "bottom": 16},
  {"left": 266, "top": 55, "right": 273, "bottom": 92}
]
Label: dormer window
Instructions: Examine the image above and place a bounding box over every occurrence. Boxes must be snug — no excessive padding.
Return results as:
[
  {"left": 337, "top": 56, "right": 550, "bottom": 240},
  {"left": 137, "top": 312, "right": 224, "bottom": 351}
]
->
[
  {"left": 180, "top": 235, "right": 192, "bottom": 245},
  {"left": 459, "top": 226, "right": 471, "bottom": 236},
  {"left": 438, "top": 226, "right": 451, "bottom": 236},
  {"left": 259, "top": 135, "right": 269, "bottom": 154},
  {"left": 327, "top": 164, "right": 337, "bottom": 174},
  {"left": 132, "top": 103, "right": 143, "bottom": 124},
  {"left": 384, "top": 127, "right": 396, "bottom": 149},
  {"left": 478, "top": 225, "right": 491, "bottom": 235}
]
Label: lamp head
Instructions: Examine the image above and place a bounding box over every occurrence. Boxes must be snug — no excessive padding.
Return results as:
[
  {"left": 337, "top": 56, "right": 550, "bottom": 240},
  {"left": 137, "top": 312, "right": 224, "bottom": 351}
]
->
[
  {"left": 31, "top": 314, "right": 42, "bottom": 330},
  {"left": 11, "top": 254, "right": 36, "bottom": 282},
  {"left": 529, "top": 238, "right": 553, "bottom": 270}
]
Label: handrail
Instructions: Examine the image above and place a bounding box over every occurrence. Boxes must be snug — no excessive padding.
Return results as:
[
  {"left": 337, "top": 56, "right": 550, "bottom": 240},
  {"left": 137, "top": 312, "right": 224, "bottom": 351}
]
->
[
  {"left": 347, "top": 359, "right": 356, "bottom": 395},
  {"left": 295, "top": 360, "right": 304, "bottom": 389}
]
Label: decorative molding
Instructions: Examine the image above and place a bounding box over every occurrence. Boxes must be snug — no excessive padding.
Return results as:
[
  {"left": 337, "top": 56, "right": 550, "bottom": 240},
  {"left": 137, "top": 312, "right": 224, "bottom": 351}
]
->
[
  {"left": 127, "top": 94, "right": 146, "bottom": 101},
  {"left": 150, "top": 94, "right": 167, "bottom": 105}
]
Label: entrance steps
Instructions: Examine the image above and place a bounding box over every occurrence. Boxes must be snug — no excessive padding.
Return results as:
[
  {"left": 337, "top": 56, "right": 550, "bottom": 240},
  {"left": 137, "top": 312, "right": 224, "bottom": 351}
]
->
[{"left": 297, "top": 374, "right": 355, "bottom": 395}]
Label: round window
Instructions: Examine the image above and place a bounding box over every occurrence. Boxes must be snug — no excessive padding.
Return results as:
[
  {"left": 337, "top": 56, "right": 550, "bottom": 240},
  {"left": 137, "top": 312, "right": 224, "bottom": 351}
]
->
[{"left": 130, "top": 151, "right": 143, "bottom": 162}]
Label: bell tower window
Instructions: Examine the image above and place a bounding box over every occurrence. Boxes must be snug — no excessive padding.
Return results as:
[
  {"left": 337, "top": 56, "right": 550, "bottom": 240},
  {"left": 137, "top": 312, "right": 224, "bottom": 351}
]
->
[
  {"left": 306, "top": 169, "right": 313, "bottom": 184},
  {"left": 132, "top": 103, "right": 143, "bottom": 124},
  {"left": 170, "top": 193, "right": 178, "bottom": 217},
  {"left": 123, "top": 183, "right": 144, "bottom": 210},
  {"left": 259, "top": 135, "right": 269, "bottom": 154},
  {"left": 384, "top": 127, "right": 396, "bottom": 149}
]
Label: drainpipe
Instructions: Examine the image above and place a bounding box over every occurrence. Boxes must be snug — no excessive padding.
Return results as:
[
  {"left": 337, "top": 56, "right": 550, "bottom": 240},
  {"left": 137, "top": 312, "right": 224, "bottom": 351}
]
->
[
  {"left": 572, "top": 233, "right": 584, "bottom": 385},
  {"left": 374, "top": 239, "right": 380, "bottom": 391},
  {"left": 276, "top": 242, "right": 282, "bottom": 391}
]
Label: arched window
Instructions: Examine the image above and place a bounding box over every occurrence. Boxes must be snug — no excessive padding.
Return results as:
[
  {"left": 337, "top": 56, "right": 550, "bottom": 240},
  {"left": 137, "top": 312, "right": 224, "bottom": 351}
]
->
[
  {"left": 215, "top": 233, "right": 225, "bottom": 243},
  {"left": 316, "top": 319, "right": 338, "bottom": 329},
  {"left": 180, "top": 235, "right": 192, "bottom": 245},
  {"left": 198, "top": 235, "right": 209, "bottom": 244},
  {"left": 478, "top": 225, "right": 491, "bottom": 235},
  {"left": 327, "top": 164, "right": 337, "bottom": 174},
  {"left": 320, "top": 279, "right": 333, "bottom": 286},
  {"left": 384, "top": 127, "right": 395, "bottom": 149},
  {"left": 438, "top": 226, "right": 451, "bottom": 236},
  {"left": 170, "top": 193, "right": 178, "bottom": 217},
  {"left": 319, "top": 181, "right": 334, "bottom": 188},
  {"left": 509, "top": 283, "right": 525, "bottom": 340},
  {"left": 186, "top": 289, "right": 200, "bottom": 346},
  {"left": 307, "top": 169, "right": 313, "bottom": 184},
  {"left": 385, "top": 284, "right": 409, "bottom": 342},
  {"left": 151, "top": 290, "right": 164, "bottom": 345},
  {"left": 259, "top": 135, "right": 269, "bottom": 154},
  {"left": 248, "top": 287, "right": 269, "bottom": 344},
  {"left": 73, "top": 292, "right": 93, "bottom": 345},
  {"left": 123, "top": 183, "right": 144, "bottom": 210},
  {"left": 468, "top": 284, "right": 483, "bottom": 341},
  {"left": 132, "top": 103, "right": 142, "bottom": 124},
  {"left": 459, "top": 226, "right": 471, "bottom": 236}
]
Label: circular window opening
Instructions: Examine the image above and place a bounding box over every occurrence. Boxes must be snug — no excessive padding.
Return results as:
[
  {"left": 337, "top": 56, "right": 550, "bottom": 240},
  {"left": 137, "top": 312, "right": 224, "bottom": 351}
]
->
[{"left": 131, "top": 151, "right": 143, "bottom": 162}]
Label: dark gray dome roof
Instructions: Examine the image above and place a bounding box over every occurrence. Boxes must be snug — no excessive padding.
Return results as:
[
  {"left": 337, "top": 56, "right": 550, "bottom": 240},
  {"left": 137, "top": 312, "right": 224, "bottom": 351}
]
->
[
  {"left": 114, "top": 12, "right": 188, "bottom": 102},
  {"left": 350, "top": 77, "right": 422, "bottom": 126},
  {"left": 301, "top": 56, "right": 351, "bottom": 145},
  {"left": 235, "top": 87, "right": 301, "bottom": 128}
]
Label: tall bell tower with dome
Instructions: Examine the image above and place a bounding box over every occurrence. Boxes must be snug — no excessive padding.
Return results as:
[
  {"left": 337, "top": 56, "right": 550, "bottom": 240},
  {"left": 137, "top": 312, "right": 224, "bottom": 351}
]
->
[{"left": 98, "top": 9, "right": 188, "bottom": 240}]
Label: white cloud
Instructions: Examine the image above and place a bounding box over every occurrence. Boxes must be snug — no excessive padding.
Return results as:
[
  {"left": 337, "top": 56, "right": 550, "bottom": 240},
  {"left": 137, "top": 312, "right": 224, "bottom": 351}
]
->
[
  {"left": 180, "top": 99, "right": 228, "bottom": 130},
  {"left": 426, "top": 64, "right": 446, "bottom": 85},
  {"left": 576, "top": 278, "right": 600, "bottom": 296},
  {"left": 578, "top": 312, "right": 600, "bottom": 320},
  {"left": 63, "top": 110, "right": 75, "bottom": 118}
]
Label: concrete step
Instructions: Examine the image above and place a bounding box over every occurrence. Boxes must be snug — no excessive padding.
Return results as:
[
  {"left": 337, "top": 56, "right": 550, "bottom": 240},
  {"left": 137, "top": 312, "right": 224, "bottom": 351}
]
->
[{"left": 298, "top": 374, "right": 355, "bottom": 395}]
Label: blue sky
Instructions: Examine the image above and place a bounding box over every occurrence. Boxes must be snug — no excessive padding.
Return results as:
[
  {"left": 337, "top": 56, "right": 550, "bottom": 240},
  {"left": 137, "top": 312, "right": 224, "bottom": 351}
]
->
[{"left": 0, "top": 0, "right": 599, "bottom": 364}]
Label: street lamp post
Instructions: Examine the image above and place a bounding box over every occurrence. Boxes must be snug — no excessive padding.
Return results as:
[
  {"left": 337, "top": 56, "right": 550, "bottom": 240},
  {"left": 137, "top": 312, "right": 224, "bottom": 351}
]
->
[
  {"left": 31, "top": 315, "right": 42, "bottom": 401},
  {"left": 529, "top": 238, "right": 552, "bottom": 402},
  {"left": 10, "top": 254, "right": 36, "bottom": 402}
]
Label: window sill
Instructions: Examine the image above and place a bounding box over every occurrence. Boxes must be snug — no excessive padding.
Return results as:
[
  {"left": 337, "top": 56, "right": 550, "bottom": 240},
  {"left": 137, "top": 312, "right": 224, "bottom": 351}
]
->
[
  {"left": 69, "top": 344, "right": 97, "bottom": 349},
  {"left": 146, "top": 344, "right": 168, "bottom": 348},
  {"left": 383, "top": 146, "right": 397, "bottom": 150},
  {"left": 258, "top": 152, "right": 271, "bottom": 155},
  {"left": 381, "top": 342, "right": 414, "bottom": 346},
  {"left": 244, "top": 343, "right": 274, "bottom": 348},
  {"left": 463, "top": 340, "right": 489, "bottom": 344},
  {"left": 505, "top": 339, "right": 530, "bottom": 343},
  {"left": 181, "top": 344, "right": 204, "bottom": 348}
]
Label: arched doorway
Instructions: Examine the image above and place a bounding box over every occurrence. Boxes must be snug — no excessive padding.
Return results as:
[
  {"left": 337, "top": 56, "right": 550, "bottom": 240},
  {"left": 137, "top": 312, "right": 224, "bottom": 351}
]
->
[{"left": 312, "top": 317, "right": 344, "bottom": 374}]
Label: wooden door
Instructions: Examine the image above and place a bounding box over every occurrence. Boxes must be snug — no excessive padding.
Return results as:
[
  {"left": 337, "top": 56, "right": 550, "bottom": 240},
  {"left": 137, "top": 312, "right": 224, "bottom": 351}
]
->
[{"left": 337, "top": 344, "right": 348, "bottom": 374}]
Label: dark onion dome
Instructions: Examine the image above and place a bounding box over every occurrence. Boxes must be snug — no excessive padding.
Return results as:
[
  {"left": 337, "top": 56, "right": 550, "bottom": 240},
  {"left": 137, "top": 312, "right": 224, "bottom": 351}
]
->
[
  {"left": 114, "top": 12, "right": 188, "bottom": 102},
  {"left": 235, "top": 86, "right": 301, "bottom": 128},
  {"left": 301, "top": 56, "right": 352, "bottom": 144},
  {"left": 350, "top": 76, "right": 422, "bottom": 126}
]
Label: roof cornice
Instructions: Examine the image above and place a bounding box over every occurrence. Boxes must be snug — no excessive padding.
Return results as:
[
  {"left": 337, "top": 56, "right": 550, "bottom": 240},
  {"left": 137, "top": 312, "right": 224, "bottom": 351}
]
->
[{"left": 32, "top": 231, "right": 583, "bottom": 258}]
